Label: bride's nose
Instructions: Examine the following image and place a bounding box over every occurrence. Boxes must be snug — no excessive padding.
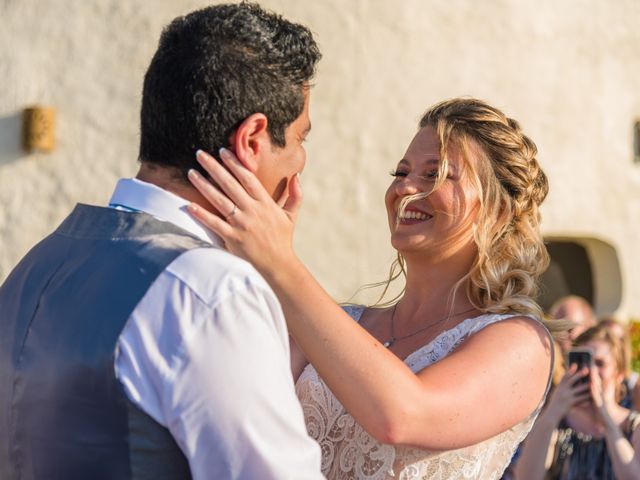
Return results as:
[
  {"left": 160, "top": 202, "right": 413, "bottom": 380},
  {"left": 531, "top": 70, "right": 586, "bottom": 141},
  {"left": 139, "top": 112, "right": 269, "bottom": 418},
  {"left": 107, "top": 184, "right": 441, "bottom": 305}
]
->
[{"left": 393, "top": 175, "right": 422, "bottom": 196}]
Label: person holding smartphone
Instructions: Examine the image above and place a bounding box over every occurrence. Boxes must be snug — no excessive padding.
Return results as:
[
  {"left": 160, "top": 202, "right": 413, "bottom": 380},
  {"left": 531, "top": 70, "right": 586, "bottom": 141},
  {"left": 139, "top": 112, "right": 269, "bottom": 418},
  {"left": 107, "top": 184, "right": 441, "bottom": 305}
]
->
[{"left": 513, "top": 322, "right": 640, "bottom": 480}]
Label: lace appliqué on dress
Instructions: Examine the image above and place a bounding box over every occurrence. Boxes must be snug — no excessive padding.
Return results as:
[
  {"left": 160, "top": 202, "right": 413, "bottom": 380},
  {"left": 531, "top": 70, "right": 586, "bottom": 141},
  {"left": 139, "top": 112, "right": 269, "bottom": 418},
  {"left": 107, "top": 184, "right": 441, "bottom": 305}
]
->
[{"left": 295, "top": 309, "right": 547, "bottom": 480}]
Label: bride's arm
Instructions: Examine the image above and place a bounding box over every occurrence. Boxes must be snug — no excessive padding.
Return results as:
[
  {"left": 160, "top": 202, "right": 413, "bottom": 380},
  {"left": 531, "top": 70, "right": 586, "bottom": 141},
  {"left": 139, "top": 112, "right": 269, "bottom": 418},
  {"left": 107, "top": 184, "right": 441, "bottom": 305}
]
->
[
  {"left": 290, "top": 336, "right": 308, "bottom": 382},
  {"left": 261, "top": 259, "right": 551, "bottom": 449},
  {"left": 187, "top": 149, "right": 552, "bottom": 450}
]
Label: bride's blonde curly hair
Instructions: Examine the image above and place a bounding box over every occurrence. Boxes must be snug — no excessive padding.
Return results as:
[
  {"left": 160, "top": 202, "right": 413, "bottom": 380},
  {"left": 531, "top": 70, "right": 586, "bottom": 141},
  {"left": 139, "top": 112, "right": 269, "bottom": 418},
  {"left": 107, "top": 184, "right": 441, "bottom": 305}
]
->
[{"left": 373, "top": 98, "right": 553, "bottom": 323}]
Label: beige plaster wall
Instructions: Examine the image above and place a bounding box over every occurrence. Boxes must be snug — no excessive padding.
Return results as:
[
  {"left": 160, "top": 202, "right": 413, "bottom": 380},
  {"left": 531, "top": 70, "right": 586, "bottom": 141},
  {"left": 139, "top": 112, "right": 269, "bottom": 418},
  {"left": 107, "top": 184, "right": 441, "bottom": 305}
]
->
[{"left": 1, "top": 0, "right": 639, "bottom": 316}]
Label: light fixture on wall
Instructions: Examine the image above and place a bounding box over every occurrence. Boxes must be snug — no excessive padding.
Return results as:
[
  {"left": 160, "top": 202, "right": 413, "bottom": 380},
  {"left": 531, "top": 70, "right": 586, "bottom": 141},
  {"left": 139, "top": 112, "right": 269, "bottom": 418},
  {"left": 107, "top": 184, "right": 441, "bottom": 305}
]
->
[
  {"left": 634, "top": 120, "right": 640, "bottom": 164},
  {"left": 22, "top": 105, "right": 56, "bottom": 153}
]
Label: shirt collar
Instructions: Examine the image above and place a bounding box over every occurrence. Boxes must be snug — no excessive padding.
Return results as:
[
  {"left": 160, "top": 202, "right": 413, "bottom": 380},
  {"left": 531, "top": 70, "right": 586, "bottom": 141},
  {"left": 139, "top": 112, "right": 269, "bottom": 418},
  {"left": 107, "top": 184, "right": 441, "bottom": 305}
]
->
[{"left": 108, "top": 178, "right": 223, "bottom": 247}]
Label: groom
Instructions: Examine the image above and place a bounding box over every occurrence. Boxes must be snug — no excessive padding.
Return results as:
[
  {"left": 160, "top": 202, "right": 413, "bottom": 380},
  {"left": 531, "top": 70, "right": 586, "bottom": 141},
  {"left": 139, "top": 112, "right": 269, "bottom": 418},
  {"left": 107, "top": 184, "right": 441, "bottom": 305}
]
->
[{"left": 0, "top": 3, "right": 323, "bottom": 479}]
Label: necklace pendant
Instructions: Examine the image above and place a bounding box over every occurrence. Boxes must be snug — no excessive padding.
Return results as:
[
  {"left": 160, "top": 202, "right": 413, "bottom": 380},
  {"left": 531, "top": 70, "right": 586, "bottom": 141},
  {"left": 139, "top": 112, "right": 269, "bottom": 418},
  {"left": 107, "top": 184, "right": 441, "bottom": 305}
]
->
[{"left": 383, "top": 338, "right": 395, "bottom": 348}]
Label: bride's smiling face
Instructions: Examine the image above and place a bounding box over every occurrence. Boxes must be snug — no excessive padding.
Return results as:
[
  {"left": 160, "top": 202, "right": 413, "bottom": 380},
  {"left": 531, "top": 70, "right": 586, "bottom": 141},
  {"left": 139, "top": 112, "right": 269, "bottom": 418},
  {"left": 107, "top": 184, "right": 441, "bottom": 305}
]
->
[{"left": 384, "top": 126, "right": 481, "bottom": 262}]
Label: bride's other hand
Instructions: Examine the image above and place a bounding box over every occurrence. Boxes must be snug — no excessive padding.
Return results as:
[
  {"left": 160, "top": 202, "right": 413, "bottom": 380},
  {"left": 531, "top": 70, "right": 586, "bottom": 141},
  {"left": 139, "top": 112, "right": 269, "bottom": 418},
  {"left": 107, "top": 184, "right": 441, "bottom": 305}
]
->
[{"left": 187, "top": 148, "right": 302, "bottom": 271}]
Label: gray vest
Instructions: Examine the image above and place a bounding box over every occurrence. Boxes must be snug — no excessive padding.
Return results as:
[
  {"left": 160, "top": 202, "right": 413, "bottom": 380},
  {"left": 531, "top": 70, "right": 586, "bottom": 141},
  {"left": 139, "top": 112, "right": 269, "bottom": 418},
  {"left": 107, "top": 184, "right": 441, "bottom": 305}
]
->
[{"left": 0, "top": 204, "right": 211, "bottom": 480}]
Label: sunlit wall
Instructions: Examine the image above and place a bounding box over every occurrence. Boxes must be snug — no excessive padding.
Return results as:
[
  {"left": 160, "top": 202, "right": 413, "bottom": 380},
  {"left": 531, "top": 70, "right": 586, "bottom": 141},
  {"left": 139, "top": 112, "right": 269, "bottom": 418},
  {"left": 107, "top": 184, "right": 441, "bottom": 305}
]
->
[{"left": 1, "top": 0, "right": 639, "bottom": 316}]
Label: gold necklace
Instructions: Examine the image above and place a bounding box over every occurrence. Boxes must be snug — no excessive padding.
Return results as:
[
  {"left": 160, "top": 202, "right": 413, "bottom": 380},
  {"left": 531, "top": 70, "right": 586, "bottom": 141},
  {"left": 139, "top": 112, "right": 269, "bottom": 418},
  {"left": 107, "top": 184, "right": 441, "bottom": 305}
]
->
[{"left": 382, "top": 303, "right": 477, "bottom": 348}]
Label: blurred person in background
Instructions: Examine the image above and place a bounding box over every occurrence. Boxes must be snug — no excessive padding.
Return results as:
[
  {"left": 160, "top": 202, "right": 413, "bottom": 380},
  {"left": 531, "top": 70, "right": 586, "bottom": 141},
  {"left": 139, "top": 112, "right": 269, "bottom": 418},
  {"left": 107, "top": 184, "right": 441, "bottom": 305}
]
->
[
  {"left": 600, "top": 316, "right": 640, "bottom": 410},
  {"left": 550, "top": 295, "right": 597, "bottom": 352},
  {"left": 513, "top": 323, "right": 640, "bottom": 480}
]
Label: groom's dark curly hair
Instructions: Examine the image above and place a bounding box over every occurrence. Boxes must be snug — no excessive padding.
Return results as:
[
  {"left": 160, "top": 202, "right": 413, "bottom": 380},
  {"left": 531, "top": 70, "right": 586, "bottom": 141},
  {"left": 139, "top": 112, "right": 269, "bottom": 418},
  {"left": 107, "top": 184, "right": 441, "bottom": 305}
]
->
[{"left": 139, "top": 2, "right": 321, "bottom": 179}]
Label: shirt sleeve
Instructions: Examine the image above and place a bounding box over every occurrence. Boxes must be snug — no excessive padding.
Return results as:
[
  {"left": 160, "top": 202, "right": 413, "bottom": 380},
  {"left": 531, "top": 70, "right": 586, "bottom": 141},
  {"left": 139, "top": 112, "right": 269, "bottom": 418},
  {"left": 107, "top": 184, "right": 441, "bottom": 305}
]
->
[{"left": 115, "top": 254, "right": 323, "bottom": 479}]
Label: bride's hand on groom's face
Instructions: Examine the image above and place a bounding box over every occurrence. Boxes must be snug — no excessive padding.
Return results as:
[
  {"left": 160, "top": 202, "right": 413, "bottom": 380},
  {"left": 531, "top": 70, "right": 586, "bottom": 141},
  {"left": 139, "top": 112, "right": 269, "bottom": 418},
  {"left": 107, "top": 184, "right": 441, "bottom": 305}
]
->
[{"left": 187, "top": 148, "right": 302, "bottom": 272}]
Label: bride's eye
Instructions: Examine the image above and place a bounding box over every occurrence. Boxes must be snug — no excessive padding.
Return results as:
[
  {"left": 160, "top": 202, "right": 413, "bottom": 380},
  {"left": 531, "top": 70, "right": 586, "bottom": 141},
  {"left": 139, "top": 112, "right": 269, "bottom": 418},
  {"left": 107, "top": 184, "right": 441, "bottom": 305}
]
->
[
  {"left": 389, "top": 169, "right": 408, "bottom": 178},
  {"left": 421, "top": 170, "right": 439, "bottom": 180}
]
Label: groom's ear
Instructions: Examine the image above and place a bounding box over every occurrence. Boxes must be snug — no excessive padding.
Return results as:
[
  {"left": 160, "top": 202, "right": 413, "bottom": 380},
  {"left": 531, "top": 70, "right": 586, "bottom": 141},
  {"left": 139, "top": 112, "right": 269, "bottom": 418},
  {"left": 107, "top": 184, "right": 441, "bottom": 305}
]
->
[{"left": 227, "top": 113, "right": 270, "bottom": 173}]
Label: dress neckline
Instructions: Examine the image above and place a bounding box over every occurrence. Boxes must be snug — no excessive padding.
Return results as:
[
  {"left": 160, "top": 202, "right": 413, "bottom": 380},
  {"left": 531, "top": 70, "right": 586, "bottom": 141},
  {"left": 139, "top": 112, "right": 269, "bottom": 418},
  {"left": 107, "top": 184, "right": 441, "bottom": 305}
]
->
[
  {"left": 402, "top": 312, "right": 516, "bottom": 365},
  {"left": 349, "top": 305, "right": 554, "bottom": 412},
  {"left": 346, "top": 305, "right": 517, "bottom": 365}
]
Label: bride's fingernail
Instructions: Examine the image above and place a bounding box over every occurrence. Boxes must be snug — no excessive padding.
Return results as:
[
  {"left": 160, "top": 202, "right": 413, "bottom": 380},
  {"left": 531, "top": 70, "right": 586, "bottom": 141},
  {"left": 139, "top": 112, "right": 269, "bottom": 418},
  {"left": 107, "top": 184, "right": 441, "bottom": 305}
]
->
[
  {"left": 187, "top": 169, "right": 200, "bottom": 180},
  {"left": 219, "top": 147, "right": 230, "bottom": 161}
]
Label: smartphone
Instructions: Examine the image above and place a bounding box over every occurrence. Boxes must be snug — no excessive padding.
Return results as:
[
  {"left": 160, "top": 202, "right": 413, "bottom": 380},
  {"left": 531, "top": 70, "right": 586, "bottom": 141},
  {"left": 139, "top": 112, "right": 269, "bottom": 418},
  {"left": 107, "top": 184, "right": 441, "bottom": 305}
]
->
[{"left": 568, "top": 347, "right": 593, "bottom": 384}]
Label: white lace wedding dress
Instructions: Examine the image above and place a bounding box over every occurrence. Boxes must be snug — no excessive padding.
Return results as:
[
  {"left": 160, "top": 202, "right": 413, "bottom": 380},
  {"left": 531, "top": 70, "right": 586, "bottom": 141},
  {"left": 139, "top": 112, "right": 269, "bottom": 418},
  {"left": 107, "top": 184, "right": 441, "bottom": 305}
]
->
[{"left": 295, "top": 306, "right": 551, "bottom": 480}]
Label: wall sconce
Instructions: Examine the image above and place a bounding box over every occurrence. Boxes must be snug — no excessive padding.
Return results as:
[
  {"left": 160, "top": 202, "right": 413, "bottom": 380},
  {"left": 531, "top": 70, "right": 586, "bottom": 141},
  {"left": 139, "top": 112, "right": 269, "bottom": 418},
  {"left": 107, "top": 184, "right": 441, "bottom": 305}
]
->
[
  {"left": 22, "top": 105, "right": 56, "bottom": 153},
  {"left": 634, "top": 120, "right": 640, "bottom": 164}
]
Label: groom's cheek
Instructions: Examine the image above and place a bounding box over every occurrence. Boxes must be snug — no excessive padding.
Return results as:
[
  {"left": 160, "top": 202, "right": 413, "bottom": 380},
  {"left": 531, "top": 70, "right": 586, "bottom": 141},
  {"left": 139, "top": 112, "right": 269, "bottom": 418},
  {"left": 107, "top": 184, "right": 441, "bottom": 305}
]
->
[{"left": 272, "top": 177, "right": 288, "bottom": 202}]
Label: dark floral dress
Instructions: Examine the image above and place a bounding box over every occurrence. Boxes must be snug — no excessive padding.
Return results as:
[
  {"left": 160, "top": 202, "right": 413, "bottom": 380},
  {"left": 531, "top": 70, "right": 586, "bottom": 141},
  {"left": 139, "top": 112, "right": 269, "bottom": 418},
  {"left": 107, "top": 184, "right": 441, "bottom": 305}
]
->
[{"left": 546, "top": 411, "right": 640, "bottom": 480}]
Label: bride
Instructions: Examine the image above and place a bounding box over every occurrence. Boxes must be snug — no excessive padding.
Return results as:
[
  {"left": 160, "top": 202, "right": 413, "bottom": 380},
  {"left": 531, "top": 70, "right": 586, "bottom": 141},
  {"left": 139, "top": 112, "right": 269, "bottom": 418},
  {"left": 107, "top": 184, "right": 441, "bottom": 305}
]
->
[{"left": 187, "top": 97, "right": 556, "bottom": 479}]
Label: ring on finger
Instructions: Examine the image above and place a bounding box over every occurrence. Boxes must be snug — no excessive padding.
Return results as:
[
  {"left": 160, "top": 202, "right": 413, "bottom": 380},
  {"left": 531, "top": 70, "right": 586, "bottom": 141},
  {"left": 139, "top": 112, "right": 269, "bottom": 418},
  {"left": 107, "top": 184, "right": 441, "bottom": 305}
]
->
[{"left": 226, "top": 203, "right": 237, "bottom": 219}]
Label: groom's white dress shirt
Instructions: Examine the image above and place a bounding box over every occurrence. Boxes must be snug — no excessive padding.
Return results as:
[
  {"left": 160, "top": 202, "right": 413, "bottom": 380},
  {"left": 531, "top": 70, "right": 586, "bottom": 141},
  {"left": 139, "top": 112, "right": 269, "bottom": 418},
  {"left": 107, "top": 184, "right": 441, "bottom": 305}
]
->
[{"left": 111, "top": 178, "right": 322, "bottom": 479}]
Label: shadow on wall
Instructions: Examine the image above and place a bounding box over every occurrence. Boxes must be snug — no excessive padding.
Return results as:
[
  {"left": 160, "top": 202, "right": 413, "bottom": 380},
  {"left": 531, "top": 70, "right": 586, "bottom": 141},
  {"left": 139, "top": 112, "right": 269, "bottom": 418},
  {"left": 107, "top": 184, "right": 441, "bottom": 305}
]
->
[
  {"left": 538, "top": 236, "right": 622, "bottom": 317},
  {"left": 0, "top": 111, "right": 24, "bottom": 166}
]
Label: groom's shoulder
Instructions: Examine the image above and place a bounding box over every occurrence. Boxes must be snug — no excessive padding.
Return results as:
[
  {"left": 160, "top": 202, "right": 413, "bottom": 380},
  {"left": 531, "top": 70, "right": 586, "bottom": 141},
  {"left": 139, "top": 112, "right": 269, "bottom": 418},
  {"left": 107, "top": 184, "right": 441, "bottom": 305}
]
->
[{"left": 162, "top": 246, "right": 274, "bottom": 305}]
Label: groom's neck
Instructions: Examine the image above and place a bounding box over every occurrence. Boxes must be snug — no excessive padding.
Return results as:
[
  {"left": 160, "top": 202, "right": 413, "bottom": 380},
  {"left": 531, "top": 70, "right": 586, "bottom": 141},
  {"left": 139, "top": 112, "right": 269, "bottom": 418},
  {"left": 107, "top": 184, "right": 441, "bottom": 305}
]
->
[{"left": 136, "top": 162, "right": 220, "bottom": 215}]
